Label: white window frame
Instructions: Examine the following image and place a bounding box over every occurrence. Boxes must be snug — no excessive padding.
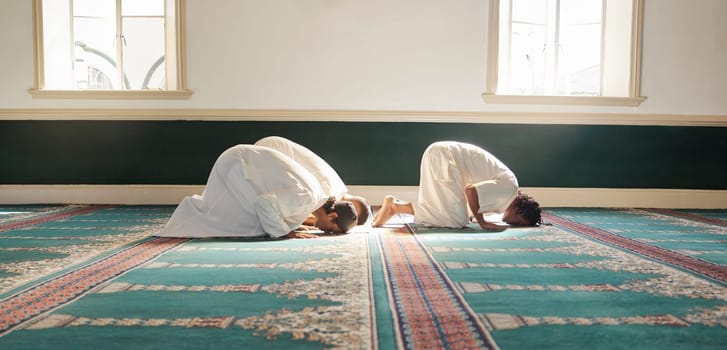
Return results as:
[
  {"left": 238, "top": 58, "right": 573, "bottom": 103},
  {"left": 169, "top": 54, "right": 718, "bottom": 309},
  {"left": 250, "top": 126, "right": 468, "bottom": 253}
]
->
[
  {"left": 28, "top": 0, "right": 191, "bottom": 99},
  {"left": 483, "top": 0, "right": 645, "bottom": 106}
]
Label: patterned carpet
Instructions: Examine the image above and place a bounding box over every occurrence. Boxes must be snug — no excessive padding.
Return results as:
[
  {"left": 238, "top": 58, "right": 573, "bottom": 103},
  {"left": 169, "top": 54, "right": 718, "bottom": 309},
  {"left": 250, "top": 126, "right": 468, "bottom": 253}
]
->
[
  {"left": 0, "top": 206, "right": 725, "bottom": 349},
  {"left": 412, "top": 208, "right": 727, "bottom": 349}
]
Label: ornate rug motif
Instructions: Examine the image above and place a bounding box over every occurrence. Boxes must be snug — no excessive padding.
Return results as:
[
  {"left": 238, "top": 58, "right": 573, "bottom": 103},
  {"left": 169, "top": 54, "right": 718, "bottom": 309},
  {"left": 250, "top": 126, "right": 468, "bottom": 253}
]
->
[
  {"left": 0, "top": 205, "right": 109, "bottom": 232},
  {"left": 0, "top": 237, "right": 187, "bottom": 335},
  {"left": 159, "top": 236, "right": 376, "bottom": 348},
  {"left": 3, "top": 206, "right": 726, "bottom": 348},
  {"left": 0, "top": 206, "right": 172, "bottom": 296},
  {"left": 12, "top": 232, "right": 376, "bottom": 349},
  {"left": 644, "top": 209, "right": 727, "bottom": 228},
  {"left": 542, "top": 212, "right": 727, "bottom": 283},
  {"left": 480, "top": 313, "right": 696, "bottom": 329},
  {"left": 446, "top": 225, "right": 727, "bottom": 327},
  {"left": 376, "top": 225, "right": 497, "bottom": 350}
]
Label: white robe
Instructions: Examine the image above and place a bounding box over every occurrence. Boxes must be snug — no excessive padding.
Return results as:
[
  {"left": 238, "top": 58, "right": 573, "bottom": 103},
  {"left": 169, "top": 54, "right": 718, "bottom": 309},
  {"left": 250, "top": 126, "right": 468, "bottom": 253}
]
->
[
  {"left": 157, "top": 145, "right": 328, "bottom": 238},
  {"left": 415, "top": 141, "right": 518, "bottom": 228},
  {"left": 254, "top": 136, "right": 348, "bottom": 200}
]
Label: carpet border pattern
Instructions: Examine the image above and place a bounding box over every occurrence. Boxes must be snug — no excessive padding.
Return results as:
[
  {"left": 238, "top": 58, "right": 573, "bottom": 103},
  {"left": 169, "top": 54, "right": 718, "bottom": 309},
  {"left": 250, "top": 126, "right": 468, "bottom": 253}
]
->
[
  {"left": 0, "top": 205, "right": 111, "bottom": 232},
  {"left": 0, "top": 237, "right": 187, "bottom": 335},
  {"left": 543, "top": 212, "right": 727, "bottom": 284},
  {"left": 377, "top": 225, "right": 498, "bottom": 350},
  {"left": 644, "top": 208, "right": 727, "bottom": 228}
]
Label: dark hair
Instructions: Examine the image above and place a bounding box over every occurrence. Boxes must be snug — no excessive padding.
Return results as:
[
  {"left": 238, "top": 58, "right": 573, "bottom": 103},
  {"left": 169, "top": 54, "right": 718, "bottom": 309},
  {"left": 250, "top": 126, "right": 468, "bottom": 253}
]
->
[
  {"left": 322, "top": 197, "right": 336, "bottom": 213},
  {"left": 332, "top": 201, "right": 358, "bottom": 232},
  {"left": 348, "top": 195, "right": 372, "bottom": 225},
  {"left": 512, "top": 192, "right": 542, "bottom": 226}
]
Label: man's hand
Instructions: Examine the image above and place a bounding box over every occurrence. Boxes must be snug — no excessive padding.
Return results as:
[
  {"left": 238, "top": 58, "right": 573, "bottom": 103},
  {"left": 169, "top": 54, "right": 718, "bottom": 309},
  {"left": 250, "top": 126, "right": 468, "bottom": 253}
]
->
[
  {"left": 476, "top": 220, "right": 508, "bottom": 232},
  {"left": 465, "top": 184, "right": 508, "bottom": 232},
  {"left": 296, "top": 224, "right": 320, "bottom": 231},
  {"left": 284, "top": 231, "right": 320, "bottom": 239}
]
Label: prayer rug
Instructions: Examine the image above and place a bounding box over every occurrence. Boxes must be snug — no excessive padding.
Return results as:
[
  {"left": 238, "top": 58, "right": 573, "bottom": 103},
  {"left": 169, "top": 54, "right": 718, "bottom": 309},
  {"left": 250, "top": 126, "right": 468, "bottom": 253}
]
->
[
  {"left": 409, "top": 209, "right": 727, "bottom": 350},
  {"left": 0, "top": 205, "right": 174, "bottom": 296},
  {"left": 544, "top": 208, "right": 727, "bottom": 280},
  {"left": 374, "top": 225, "right": 498, "bottom": 349},
  {"left": 2, "top": 206, "right": 726, "bottom": 349},
  {"left": 0, "top": 205, "right": 381, "bottom": 349}
]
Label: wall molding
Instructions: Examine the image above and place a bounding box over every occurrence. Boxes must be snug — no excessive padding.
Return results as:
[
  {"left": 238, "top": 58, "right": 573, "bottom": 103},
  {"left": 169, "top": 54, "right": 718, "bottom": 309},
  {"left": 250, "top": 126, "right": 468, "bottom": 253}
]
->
[
  {"left": 0, "top": 108, "right": 726, "bottom": 126},
  {"left": 1, "top": 185, "right": 726, "bottom": 209},
  {"left": 481, "top": 94, "right": 647, "bottom": 107}
]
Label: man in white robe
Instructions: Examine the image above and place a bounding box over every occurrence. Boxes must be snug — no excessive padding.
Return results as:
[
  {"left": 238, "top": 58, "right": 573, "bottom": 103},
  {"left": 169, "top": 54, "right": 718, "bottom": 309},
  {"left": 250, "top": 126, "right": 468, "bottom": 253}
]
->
[
  {"left": 157, "top": 145, "right": 356, "bottom": 239},
  {"left": 373, "top": 141, "right": 541, "bottom": 230},
  {"left": 254, "top": 136, "right": 372, "bottom": 225}
]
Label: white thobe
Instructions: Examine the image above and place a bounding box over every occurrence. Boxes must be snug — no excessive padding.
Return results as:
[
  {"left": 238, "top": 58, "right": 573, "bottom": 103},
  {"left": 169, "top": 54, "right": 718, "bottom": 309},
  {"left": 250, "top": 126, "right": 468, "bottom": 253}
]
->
[
  {"left": 157, "top": 145, "right": 328, "bottom": 238},
  {"left": 415, "top": 141, "right": 518, "bottom": 228},
  {"left": 254, "top": 136, "right": 348, "bottom": 200}
]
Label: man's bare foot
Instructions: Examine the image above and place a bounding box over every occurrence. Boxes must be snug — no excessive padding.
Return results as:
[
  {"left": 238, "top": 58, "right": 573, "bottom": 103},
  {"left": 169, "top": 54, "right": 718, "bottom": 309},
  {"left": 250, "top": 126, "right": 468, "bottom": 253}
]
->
[
  {"left": 373, "top": 195, "right": 397, "bottom": 227},
  {"left": 373, "top": 195, "right": 415, "bottom": 227}
]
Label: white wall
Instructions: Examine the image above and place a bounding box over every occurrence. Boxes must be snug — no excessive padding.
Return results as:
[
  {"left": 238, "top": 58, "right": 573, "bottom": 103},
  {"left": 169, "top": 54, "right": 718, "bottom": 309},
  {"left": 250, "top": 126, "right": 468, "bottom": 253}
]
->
[
  {"left": 1, "top": 0, "right": 726, "bottom": 115},
  {"left": 640, "top": 0, "right": 727, "bottom": 115}
]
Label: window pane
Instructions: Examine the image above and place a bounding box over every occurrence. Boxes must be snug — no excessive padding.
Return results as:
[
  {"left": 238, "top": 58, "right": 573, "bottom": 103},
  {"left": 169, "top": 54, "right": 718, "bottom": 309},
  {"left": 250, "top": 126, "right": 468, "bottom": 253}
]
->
[
  {"left": 511, "top": 0, "right": 547, "bottom": 24},
  {"left": 73, "top": 0, "right": 115, "bottom": 18},
  {"left": 122, "top": 17, "right": 166, "bottom": 89},
  {"left": 122, "top": 0, "right": 164, "bottom": 16},
  {"left": 509, "top": 22, "right": 546, "bottom": 94},
  {"left": 560, "top": 0, "right": 602, "bottom": 23},
  {"left": 42, "top": 0, "right": 73, "bottom": 89},
  {"left": 507, "top": 0, "right": 549, "bottom": 95},
  {"left": 73, "top": 13, "right": 117, "bottom": 89},
  {"left": 558, "top": 0, "right": 602, "bottom": 96}
]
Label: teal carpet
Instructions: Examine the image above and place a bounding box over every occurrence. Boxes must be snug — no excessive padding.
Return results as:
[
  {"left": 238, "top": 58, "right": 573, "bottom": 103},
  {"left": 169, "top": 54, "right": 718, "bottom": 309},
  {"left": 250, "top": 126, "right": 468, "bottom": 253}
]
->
[
  {"left": 1, "top": 206, "right": 725, "bottom": 349},
  {"left": 1, "top": 205, "right": 380, "bottom": 349}
]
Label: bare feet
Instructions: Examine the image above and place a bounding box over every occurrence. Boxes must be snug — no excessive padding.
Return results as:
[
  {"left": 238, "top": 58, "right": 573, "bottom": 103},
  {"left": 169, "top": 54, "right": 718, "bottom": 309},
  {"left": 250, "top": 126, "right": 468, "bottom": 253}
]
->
[
  {"left": 373, "top": 195, "right": 415, "bottom": 227},
  {"left": 373, "top": 196, "right": 395, "bottom": 227}
]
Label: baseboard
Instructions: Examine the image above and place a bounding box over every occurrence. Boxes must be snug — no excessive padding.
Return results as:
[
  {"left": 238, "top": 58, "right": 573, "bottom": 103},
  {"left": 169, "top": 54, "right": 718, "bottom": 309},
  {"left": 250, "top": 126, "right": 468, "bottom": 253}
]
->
[{"left": 1, "top": 185, "right": 726, "bottom": 209}]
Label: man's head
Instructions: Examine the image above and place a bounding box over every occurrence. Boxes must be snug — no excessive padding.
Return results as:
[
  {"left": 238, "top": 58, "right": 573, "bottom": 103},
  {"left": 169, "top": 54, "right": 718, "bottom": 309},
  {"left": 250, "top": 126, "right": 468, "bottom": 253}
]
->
[
  {"left": 502, "top": 192, "right": 542, "bottom": 227},
  {"left": 314, "top": 198, "right": 358, "bottom": 233},
  {"left": 344, "top": 195, "right": 372, "bottom": 225},
  {"left": 330, "top": 200, "right": 358, "bottom": 232}
]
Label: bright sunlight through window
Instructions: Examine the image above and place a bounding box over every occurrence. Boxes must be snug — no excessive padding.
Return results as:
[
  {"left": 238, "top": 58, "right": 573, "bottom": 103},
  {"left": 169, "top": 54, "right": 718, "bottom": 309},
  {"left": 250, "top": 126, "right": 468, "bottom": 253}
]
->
[
  {"left": 31, "top": 0, "right": 189, "bottom": 99},
  {"left": 484, "top": 0, "right": 645, "bottom": 106}
]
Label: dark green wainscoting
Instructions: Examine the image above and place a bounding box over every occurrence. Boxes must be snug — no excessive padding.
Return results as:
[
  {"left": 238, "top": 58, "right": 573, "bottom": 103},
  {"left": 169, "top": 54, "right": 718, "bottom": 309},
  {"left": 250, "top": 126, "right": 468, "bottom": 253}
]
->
[{"left": 1, "top": 120, "right": 725, "bottom": 189}]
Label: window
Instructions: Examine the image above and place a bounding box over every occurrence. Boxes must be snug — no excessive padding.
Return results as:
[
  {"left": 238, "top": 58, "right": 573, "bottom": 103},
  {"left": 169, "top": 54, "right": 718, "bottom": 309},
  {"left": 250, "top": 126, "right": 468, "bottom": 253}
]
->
[
  {"left": 30, "top": 0, "right": 190, "bottom": 99},
  {"left": 484, "top": 0, "right": 645, "bottom": 106}
]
